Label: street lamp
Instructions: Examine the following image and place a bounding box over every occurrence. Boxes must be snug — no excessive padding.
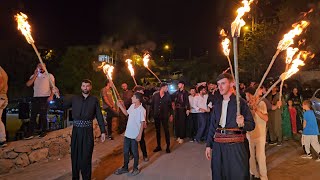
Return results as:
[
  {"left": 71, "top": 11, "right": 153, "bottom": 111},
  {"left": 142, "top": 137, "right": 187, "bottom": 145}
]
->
[{"left": 164, "top": 44, "right": 170, "bottom": 51}]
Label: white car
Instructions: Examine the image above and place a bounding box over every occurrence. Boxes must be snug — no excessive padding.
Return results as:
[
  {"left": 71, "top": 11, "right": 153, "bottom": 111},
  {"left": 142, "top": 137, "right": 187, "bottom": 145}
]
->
[{"left": 310, "top": 88, "right": 320, "bottom": 120}]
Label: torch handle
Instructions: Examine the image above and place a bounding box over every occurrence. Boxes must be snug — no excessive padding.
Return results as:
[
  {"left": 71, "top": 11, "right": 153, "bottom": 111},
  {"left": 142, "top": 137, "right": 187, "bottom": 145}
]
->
[
  {"left": 132, "top": 76, "right": 138, "bottom": 86},
  {"left": 227, "top": 56, "right": 235, "bottom": 80},
  {"left": 232, "top": 37, "right": 241, "bottom": 116},
  {"left": 31, "top": 43, "right": 60, "bottom": 98},
  {"left": 255, "top": 49, "right": 281, "bottom": 96},
  {"left": 257, "top": 78, "right": 282, "bottom": 105},
  {"left": 147, "top": 67, "right": 162, "bottom": 83},
  {"left": 279, "top": 64, "right": 289, "bottom": 104}
]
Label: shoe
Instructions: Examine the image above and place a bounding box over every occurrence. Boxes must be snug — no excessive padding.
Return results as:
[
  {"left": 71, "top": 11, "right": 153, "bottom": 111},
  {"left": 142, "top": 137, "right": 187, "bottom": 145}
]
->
[
  {"left": 276, "top": 142, "right": 282, "bottom": 146},
  {"left": 189, "top": 139, "right": 194, "bottom": 142},
  {"left": 24, "top": 135, "right": 34, "bottom": 140},
  {"left": 39, "top": 132, "right": 47, "bottom": 138},
  {"left": 153, "top": 147, "right": 162, "bottom": 152},
  {"left": 166, "top": 148, "right": 171, "bottom": 153},
  {"left": 0, "top": 141, "right": 7, "bottom": 148},
  {"left": 301, "top": 153, "right": 312, "bottom": 159},
  {"left": 269, "top": 142, "right": 277, "bottom": 146},
  {"left": 114, "top": 167, "right": 129, "bottom": 175},
  {"left": 178, "top": 139, "right": 184, "bottom": 144},
  {"left": 176, "top": 137, "right": 180, "bottom": 142},
  {"left": 143, "top": 157, "right": 149, "bottom": 162},
  {"left": 315, "top": 157, "right": 320, "bottom": 162},
  {"left": 130, "top": 169, "right": 140, "bottom": 176},
  {"left": 108, "top": 136, "right": 114, "bottom": 140}
]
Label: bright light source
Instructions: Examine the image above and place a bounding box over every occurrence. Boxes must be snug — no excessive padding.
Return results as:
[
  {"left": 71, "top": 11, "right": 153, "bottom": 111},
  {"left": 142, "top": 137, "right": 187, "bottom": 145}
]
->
[{"left": 164, "top": 44, "right": 170, "bottom": 50}]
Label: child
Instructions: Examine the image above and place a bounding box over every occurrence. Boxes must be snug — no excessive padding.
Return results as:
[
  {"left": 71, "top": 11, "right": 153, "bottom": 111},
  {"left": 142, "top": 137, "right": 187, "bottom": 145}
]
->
[
  {"left": 114, "top": 92, "right": 146, "bottom": 176},
  {"left": 288, "top": 99, "right": 297, "bottom": 134},
  {"left": 300, "top": 100, "right": 320, "bottom": 161}
]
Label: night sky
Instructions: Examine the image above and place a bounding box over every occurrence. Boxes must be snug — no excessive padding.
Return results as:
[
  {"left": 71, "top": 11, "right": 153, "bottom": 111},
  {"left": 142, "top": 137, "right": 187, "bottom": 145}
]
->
[{"left": 0, "top": 0, "right": 237, "bottom": 57}]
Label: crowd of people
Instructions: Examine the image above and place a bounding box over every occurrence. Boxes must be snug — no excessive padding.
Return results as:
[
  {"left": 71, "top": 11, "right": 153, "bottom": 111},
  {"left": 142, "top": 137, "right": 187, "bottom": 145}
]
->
[{"left": 1, "top": 63, "right": 320, "bottom": 180}]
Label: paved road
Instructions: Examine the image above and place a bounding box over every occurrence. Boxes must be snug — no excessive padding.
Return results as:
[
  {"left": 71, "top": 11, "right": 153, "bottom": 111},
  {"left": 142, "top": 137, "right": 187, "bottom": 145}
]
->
[
  {"left": 107, "top": 140, "right": 320, "bottom": 180},
  {"left": 107, "top": 142, "right": 211, "bottom": 180}
]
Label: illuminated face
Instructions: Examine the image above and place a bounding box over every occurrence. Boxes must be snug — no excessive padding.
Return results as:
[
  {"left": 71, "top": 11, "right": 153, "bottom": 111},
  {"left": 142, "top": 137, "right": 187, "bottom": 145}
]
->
[
  {"left": 81, "top": 82, "right": 92, "bottom": 94},
  {"left": 178, "top": 83, "right": 184, "bottom": 89},
  {"left": 190, "top": 89, "right": 196, "bottom": 96},
  {"left": 121, "top": 83, "right": 128, "bottom": 91},
  {"left": 293, "top": 88, "right": 298, "bottom": 95},
  {"left": 131, "top": 95, "right": 138, "bottom": 103},
  {"left": 200, "top": 88, "right": 207, "bottom": 95},
  {"left": 161, "top": 85, "right": 168, "bottom": 92},
  {"left": 217, "top": 78, "right": 234, "bottom": 96},
  {"left": 37, "top": 63, "right": 45, "bottom": 73}
]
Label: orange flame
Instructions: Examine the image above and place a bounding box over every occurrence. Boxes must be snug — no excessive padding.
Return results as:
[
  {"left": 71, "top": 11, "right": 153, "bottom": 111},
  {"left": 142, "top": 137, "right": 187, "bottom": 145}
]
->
[
  {"left": 221, "top": 38, "right": 231, "bottom": 56},
  {"left": 125, "top": 59, "right": 135, "bottom": 76},
  {"left": 231, "top": 0, "right": 254, "bottom": 37},
  {"left": 100, "top": 63, "right": 114, "bottom": 80},
  {"left": 15, "top": 12, "right": 34, "bottom": 44},
  {"left": 277, "top": 20, "right": 310, "bottom": 51},
  {"left": 285, "top": 47, "right": 299, "bottom": 64},
  {"left": 281, "top": 51, "right": 314, "bottom": 80},
  {"left": 220, "top": 29, "right": 227, "bottom": 37},
  {"left": 143, "top": 54, "right": 151, "bottom": 68}
]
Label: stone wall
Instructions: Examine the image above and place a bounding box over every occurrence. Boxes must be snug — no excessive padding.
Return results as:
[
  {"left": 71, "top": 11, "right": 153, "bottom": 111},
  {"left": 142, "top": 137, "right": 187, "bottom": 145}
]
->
[{"left": 0, "top": 120, "right": 103, "bottom": 175}]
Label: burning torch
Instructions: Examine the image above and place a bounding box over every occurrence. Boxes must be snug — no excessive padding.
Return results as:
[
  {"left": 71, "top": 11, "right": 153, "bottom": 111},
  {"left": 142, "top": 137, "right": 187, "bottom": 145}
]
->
[
  {"left": 143, "top": 53, "right": 161, "bottom": 83},
  {"left": 126, "top": 59, "right": 138, "bottom": 86}
]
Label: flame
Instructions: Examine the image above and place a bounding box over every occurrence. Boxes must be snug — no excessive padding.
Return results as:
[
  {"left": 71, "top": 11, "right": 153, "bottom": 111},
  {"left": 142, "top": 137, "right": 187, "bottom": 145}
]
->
[
  {"left": 281, "top": 50, "right": 314, "bottom": 80},
  {"left": 143, "top": 54, "right": 151, "bottom": 68},
  {"left": 220, "top": 29, "right": 227, "bottom": 37},
  {"left": 231, "top": 0, "right": 254, "bottom": 37},
  {"left": 285, "top": 47, "right": 299, "bottom": 64},
  {"left": 221, "top": 38, "right": 231, "bottom": 56},
  {"left": 100, "top": 63, "right": 114, "bottom": 80},
  {"left": 125, "top": 59, "right": 135, "bottom": 76},
  {"left": 277, "top": 20, "right": 310, "bottom": 51},
  {"left": 15, "top": 12, "right": 34, "bottom": 44}
]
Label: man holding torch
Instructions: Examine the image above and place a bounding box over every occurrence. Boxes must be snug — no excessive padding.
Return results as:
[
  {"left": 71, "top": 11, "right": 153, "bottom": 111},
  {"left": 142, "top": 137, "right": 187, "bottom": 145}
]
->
[
  {"left": 25, "top": 63, "right": 58, "bottom": 139},
  {"left": 205, "top": 73, "right": 255, "bottom": 180}
]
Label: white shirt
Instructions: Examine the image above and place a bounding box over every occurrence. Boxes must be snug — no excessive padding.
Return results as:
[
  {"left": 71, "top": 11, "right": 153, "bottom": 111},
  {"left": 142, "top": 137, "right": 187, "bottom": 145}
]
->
[
  {"left": 219, "top": 100, "right": 230, "bottom": 128},
  {"left": 188, "top": 95, "right": 197, "bottom": 113},
  {"left": 30, "top": 73, "right": 55, "bottom": 97},
  {"left": 125, "top": 104, "right": 146, "bottom": 139},
  {"left": 247, "top": 101, "right": 267, "bottom": 140},
  {"left": 194, "top": 94, "right": 208, "bottom": 113}
]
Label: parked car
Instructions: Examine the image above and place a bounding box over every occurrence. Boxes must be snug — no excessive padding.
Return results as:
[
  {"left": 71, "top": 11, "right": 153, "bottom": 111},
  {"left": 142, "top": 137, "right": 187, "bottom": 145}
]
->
[{"left": 310, "top": 88, "right": 320, "bottom": 120}]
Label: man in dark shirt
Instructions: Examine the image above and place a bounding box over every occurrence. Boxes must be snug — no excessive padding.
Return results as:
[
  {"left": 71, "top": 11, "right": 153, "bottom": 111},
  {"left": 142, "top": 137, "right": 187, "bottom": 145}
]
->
[
  {"left": 151, "top": 83, "right": 173, "bottom": 153},
  {"left": 172, "top": 81, "right": 190, "bottom": 144},
  {"left": 64, "top": 79, "right": 106, "bottom": 180},
  {"left": 205, "top": 73, "right": 255, "bottom": 180}
]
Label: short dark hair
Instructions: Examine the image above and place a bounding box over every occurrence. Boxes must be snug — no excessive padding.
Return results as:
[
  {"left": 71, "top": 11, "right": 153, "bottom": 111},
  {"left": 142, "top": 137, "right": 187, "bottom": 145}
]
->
[
  {"left": 134, "top": 92, "right": 143, "bottom": 102},
  {"left": 244, "top": 86, "right": 256, "bottom": 95},
  {"left": 216, "top": 73, "right": 234, "bottom": 82},
  {"left": 178, "top": 80, "right": 185, "bottom": 85},
  {"left": 133, "top": 85, "right": 145, "bottom": 92},
  {"left": 82, "top": 79, "right": 92, "bottom": 85},
  {"left": 198, "top": 85, "right": 206, "bottom": 92},
  {"left": 303, "top": 100, "right": 312, "bottom": 108},
  {"left": 104, "top": 79, "right": 110, "bottom": 86},
  {"left": 160, "top": 83, "right": 167, "bottom": 88}
]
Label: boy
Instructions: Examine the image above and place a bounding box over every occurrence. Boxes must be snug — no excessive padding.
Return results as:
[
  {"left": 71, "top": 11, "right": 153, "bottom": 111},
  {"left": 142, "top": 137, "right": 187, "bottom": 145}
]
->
[
  {"left": 114, "top": 92, "right": 146, "bottom": 176},
  {"left": 301, "top": 100, "right": 320, "bottom": 161}
]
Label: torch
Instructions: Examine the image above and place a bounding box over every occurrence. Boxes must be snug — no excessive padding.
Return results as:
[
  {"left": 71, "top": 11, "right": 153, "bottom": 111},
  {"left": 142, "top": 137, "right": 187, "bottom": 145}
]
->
[
  {"left": 220, "top": 29, "right": 235, "bottom": 79},
  {"left": 100, "top": 63, "right": 121, "bottom": 103},
  {"left": 15, "top": 12, "right": 60, "bottom": 98},
  {"left": 143, "top": 54, "right": 162, "bottom": 83},
  {"left": 231, "top": 0, "right": 254, "bottom": 119},
  {"left": 125, "top": 59, "right": 138, "bottom": 86},
  {"left": 255, "top": 20, "right": 310, "bottom": 96},
  {"left": 259, "top": 52, "right": 308, "bottom": 103}
]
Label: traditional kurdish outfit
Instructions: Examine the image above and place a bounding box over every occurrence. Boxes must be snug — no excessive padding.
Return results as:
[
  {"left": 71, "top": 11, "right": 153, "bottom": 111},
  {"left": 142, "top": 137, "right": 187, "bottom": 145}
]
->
[
  {"left": 65, "top": 95, "right": 106, "bottom": 180},
  {"left": 206, "top": 94, "right": 255, "bottom": 180}
]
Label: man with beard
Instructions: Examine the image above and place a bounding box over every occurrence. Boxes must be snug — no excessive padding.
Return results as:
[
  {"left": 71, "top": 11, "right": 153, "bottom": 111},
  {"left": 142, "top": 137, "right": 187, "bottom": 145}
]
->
[
  {"left": 205, "top": 73, "right": 255, "bottom": 180},
  {"left": 101, "top": 79, "right": 117, "bottom": 140},
  {"left": 25, "top": 63, "right": 57, "bottom": 139},
  {"left": 152, "top": 83, "right": 173, "bottom": 153},
  {"left": 65, "top": 79, "right": 106, "bottom": 180},
  {"left": 172, "top": 81, "right": 190, "bottom": 144}
]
